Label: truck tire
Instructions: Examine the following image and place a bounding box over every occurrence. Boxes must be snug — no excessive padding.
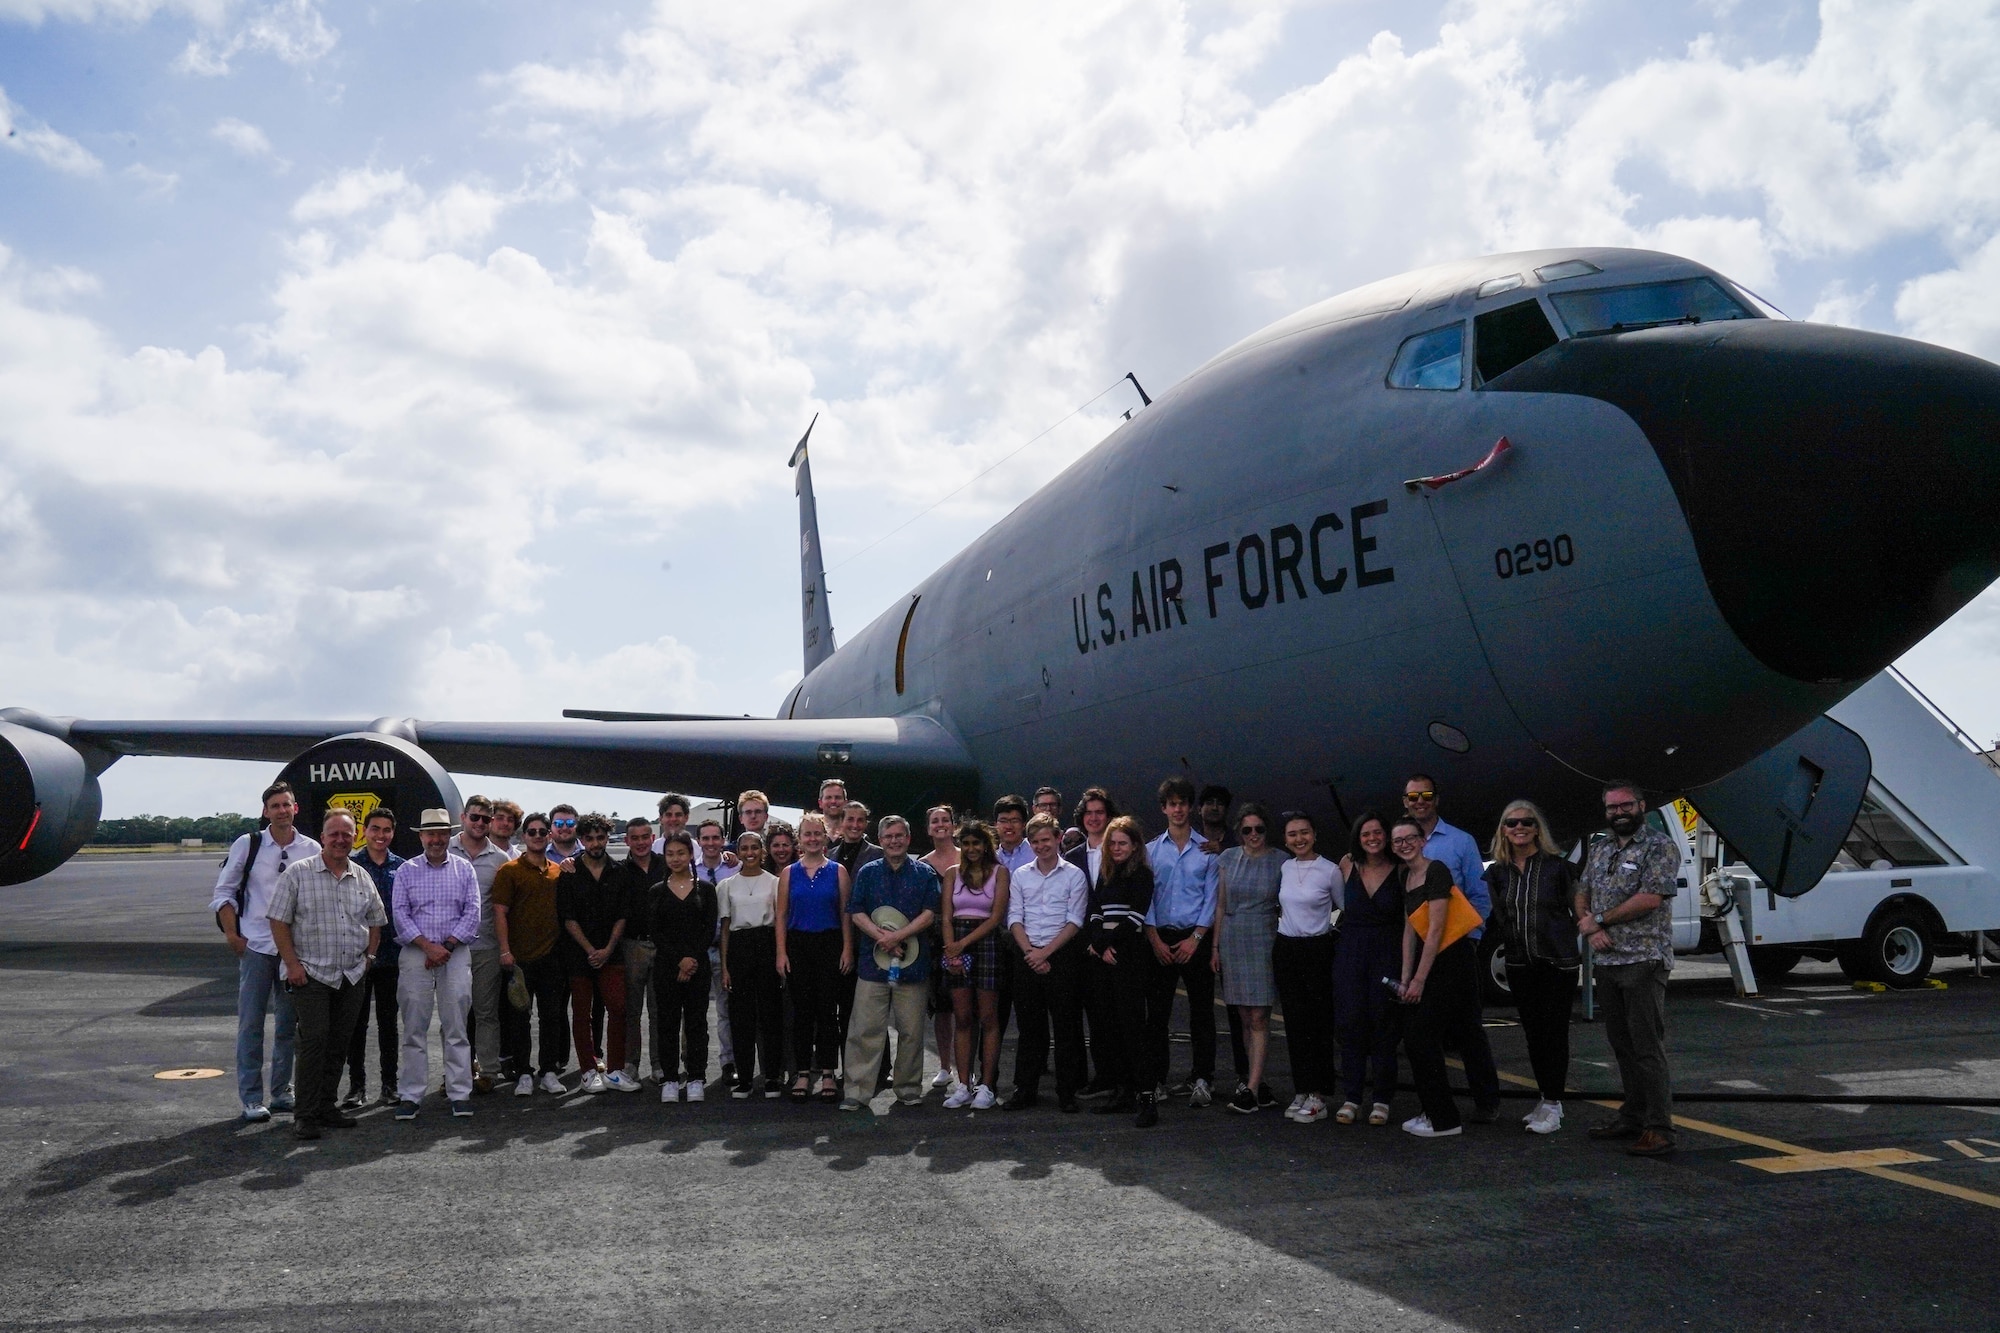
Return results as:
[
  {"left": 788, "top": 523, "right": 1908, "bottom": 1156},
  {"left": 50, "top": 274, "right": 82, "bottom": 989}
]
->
[
  {"left": 1747, "top": 946, "right": 1803, "bottom": 981},
  {"left": 1858, "top": 907, "right": 1934, "bottom": 988},
  {"left": 1835, "top": 944, "right": 1867, "bottom": 980},
  {"left": 1479, "top": 935, "right": 1513, "bottom": 1006}
]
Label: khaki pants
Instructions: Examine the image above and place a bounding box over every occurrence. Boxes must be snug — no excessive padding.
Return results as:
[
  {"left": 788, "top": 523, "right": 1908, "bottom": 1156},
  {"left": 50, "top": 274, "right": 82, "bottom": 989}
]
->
[{"left": 842, "top": 978, "right": 928, "bottom": 1100}]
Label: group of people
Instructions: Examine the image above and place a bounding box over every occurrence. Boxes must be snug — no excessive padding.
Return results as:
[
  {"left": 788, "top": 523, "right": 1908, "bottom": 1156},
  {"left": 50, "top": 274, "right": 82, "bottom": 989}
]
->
[{"left": 214, "top": 771, "right": 1681, "bottom": 1155}]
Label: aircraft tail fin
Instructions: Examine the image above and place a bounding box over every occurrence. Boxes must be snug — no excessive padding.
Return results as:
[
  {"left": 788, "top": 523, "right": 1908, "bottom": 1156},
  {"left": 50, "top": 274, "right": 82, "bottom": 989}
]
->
[{"left": 790, "top": 415, "right": 837, "bottom": 675}]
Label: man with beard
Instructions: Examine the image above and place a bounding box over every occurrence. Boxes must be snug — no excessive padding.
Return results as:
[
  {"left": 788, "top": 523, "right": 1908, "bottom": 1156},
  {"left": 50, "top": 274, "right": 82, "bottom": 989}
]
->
[{"left": 1575, "top": 781, "right": 1681, "bottom": 1157}]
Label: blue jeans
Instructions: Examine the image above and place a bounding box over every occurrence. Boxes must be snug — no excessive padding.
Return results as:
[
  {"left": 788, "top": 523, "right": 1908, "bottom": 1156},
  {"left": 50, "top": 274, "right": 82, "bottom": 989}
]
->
[{"left": 236, "top": 948, "right": 296, "bottom": 1109}]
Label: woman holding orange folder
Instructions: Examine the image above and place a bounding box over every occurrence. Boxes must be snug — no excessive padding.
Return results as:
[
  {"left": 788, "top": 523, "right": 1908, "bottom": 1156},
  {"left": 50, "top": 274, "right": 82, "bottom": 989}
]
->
[{"left": 1392, "top": 815, "right": 1491, "bottom": 1139}]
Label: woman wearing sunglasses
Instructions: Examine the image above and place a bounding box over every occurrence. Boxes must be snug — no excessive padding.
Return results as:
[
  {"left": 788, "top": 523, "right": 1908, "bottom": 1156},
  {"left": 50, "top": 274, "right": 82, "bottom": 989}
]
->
[
  {"left": 940, "top": 820, "right": 1011, "bottom": 1109},
  {"left": 1210, "top": 803, "right": 1283, "bottom": 1114},
  {"left": 1485, "top": 801, "right": 1579, "bottom": 1134}
]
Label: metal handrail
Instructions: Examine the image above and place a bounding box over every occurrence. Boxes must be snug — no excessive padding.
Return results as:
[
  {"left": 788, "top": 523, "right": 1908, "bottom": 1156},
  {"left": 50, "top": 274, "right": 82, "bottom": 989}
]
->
[{"left": 1887, "top": 665, "right": 1995, "bottom": 765}]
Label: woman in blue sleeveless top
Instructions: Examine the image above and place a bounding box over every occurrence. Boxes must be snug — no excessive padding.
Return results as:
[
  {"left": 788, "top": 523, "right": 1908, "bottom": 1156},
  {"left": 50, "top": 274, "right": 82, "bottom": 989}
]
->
[
  {"left": 1333, "top": 811, "right": 1403, "bottom": 1125},
  {"left": 776, "top": 812, "right": 852, "bottom": 1102}
]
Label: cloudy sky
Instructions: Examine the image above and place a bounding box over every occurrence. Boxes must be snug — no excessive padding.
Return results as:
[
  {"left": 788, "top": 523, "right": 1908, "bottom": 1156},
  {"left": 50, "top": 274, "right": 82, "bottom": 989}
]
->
[{"left": 3, "top": 0, "right": 1998, "bottom": 819}]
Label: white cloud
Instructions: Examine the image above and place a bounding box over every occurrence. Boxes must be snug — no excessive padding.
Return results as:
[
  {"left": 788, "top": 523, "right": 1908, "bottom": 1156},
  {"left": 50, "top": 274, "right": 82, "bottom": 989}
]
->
[
  {"left": 174, "top": 0, "right": 335, "bottom": 76},
  {"left": 122, "top": 161, "right": 178, "bottom": 196},
  {"left": 210, "top": 115, "right": 275, "bottom": 159},
  {"left": 1895, "top": 232, "right": 2000, "bottom": 362},
  {"left": 0, "top": 85, "right": 101, "bottom": 175}
]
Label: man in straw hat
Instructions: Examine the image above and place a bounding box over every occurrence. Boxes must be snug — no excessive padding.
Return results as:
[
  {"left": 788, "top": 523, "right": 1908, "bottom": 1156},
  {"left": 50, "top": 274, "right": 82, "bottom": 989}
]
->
[
  {"left": 839, "top": 815, "right": 941, "bottom": 1110},
  {"left": 391, "top": 808, "right": 482, "bottom": 1121}
]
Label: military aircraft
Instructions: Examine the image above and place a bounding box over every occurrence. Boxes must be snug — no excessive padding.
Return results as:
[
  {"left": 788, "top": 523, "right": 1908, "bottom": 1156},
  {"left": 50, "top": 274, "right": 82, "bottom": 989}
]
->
[{"left": 5, "top": 247, "right": 1997, "bottom": 893}]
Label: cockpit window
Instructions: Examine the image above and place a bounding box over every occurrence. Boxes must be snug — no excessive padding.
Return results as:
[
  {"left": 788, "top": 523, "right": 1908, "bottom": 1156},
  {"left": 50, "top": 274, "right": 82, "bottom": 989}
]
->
[
  {"left": 1387, "top": 323, "right": 1464, "bottom": 390},
  {"left": 1549, "top": 276, "right": 1756, "bottom": 337},
  {"left": 1473, "top": 298, "right": 1560, "bottom": 384}
]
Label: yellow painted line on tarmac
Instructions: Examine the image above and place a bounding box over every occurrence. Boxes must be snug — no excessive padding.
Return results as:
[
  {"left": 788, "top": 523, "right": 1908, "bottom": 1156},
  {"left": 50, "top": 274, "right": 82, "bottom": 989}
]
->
[
  {"left": 1943, "top": 1139, "right": 1986, "bottom": 1159},
  {"left": 1739, "top": 1148, "right": 1937, "bottom": 1174},
  {"left": 1450, "top": 1058, "right": 2000, "bottom": 1211}
]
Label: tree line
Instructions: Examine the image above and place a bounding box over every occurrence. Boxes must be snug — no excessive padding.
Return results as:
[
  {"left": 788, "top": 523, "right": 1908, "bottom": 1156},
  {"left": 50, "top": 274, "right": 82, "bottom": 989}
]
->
[{"left": 91, "top": 814, "right": 259, "bottom": 846}]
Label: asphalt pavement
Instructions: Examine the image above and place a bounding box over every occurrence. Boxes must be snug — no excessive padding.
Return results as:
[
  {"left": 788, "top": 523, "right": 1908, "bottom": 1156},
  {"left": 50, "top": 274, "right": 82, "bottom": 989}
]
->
[{"left": 2, "top": 854, "right": 1997, "bottom": 1330}]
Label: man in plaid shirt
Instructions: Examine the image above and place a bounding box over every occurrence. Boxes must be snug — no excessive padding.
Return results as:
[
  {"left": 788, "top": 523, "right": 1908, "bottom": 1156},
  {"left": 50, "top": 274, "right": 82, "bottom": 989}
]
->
[
  {"left": 392, "top": 808, "right": 484, "bottom": 1120},
  {"left": 268, "top": 809, "right": 387, "bottom": 1140}
]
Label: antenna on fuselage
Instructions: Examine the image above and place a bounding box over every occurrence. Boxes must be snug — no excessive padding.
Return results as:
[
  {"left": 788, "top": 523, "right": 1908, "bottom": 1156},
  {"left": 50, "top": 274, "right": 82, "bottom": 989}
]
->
[
  {"left": 789, "top": 415, "right": 837, "bottom": 675},
  {"left": 1122, "top": 371, "right": 1152, "bottom": 420}
]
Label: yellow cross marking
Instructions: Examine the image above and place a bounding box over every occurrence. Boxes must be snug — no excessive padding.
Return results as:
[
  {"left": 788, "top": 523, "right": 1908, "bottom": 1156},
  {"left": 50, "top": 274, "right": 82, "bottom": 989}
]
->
[{"left": 1738, "top": 1148, "right": 1938, "bottom": 1174}]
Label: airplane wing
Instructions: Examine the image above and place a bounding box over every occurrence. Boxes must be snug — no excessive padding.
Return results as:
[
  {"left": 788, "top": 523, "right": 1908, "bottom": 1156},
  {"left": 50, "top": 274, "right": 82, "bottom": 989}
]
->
[{"left": 64, "top": 715, "right": 977, "bottom": 814}]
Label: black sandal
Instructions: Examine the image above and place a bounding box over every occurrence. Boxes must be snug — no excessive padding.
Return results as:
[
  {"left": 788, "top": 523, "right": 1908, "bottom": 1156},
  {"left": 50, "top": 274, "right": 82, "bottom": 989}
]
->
[
  {"left": 789, "top": 1076, "right": 810, "bottom": 1103},
  {"left": 816, "top": 1075, "right": 839, "bottom": 1102}
]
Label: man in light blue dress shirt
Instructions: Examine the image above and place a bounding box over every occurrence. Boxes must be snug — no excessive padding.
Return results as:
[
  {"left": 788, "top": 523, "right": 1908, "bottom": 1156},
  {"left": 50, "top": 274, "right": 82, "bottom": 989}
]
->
[{"left": 1144, "top": 777, "right": 1221, "bottom": 1108}]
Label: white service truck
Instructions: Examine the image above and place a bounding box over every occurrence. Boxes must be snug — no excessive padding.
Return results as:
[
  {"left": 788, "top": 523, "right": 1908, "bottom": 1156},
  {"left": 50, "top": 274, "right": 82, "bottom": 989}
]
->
[{"left": 1482, "top": 669, "right": 2000, "bottom": 998}]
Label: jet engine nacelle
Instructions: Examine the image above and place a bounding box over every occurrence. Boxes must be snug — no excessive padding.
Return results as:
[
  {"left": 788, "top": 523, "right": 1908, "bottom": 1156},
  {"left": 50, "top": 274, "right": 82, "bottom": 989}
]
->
[{"left": 0, "top": 719, "right": 104, "bottom": 886}]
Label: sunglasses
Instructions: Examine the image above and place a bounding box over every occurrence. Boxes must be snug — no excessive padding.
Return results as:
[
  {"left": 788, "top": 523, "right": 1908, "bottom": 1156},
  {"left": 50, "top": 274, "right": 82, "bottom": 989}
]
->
[
  {"left": 1405, "top": 791, "right": 1436, "bottom": 802},
  {"left": 1503, "top": 817, "right": 1539, "bottom": 829},
  {"left": 464, "top": 812, "right": 491, "bottom": 823},
  {"left": 1239, "top": 824, "right": 1267, "bottom": 835},
  {"left": 551, "top": 819, "right": 577, "bottom": 828},
  {"left": 523, "top": 827, "right": 550, "bottom": 837}
]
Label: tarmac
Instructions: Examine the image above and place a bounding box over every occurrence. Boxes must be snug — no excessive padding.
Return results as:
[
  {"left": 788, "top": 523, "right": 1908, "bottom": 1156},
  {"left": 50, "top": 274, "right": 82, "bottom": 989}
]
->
[{"left": 2, "top": 852, "right": 1998, "bottom": 1330}]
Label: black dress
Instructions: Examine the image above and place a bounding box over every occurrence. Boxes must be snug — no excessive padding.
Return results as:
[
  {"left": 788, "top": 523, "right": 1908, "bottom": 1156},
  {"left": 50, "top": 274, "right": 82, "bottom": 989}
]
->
[{"left": 1333, "top": 862, "right": 1402, "bottom": 1105}]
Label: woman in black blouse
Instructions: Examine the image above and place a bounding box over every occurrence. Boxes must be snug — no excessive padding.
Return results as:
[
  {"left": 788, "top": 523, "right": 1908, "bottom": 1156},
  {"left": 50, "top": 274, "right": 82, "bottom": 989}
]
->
[
  {"left": 1086, "top": 817, "right": 1161, "bottom": 1126},
  {"left": 651, "top": 831, "right": 718, "bottom": 1105},
  {"left": 1484, "top": 800, "right": 1579, "bottom": 1135},
  {"left": 1393, "top": 816, "right": 1480, "bottom": 1140}
]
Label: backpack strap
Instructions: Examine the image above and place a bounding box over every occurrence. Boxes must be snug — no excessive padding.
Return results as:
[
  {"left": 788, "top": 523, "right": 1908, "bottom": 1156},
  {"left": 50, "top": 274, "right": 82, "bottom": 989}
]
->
[{"left": 217, "top": 831, "right": 263, "bottom": 935}]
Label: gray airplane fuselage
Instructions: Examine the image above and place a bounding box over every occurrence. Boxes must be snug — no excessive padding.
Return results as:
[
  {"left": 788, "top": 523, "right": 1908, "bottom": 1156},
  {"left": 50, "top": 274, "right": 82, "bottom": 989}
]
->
[{"left": 785, "top": 248, "right": 2000, "bottom": 838}]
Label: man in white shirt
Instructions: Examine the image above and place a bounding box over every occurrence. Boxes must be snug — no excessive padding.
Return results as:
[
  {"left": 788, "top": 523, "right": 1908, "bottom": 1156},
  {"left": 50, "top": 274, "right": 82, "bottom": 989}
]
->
[
  {"left": 1003, "top": 814, "right": 1090, "bottom": 1112},
  {"left": 1062, "top": 787, "right": 1116, "bottom": 885},
  {"left": 209, "top": 781, "right": 320, "bottom": 1122},
  {"left": 450, "top": 795, "right": 513, "bottom": 1093}
]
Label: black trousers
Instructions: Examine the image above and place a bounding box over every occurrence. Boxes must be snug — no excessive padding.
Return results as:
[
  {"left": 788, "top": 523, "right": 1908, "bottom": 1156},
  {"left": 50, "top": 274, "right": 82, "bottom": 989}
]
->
[
  {"left": 343, "top": 965, "right": 398, "bottom": 1095},
  {"left": 1508, "top": 958, "right": 1578, "bottom": 1101},
  {"left": 1011, "top": 941, "right": 1086, "bottom": 1097},
  {"left": 1402, "top": 939, "right": 1498, "bottom": 1129},
  {"left": 1227, "top": 1006, "right": 1250, "bottom": 1086},
  {"left": 726, "top": 926, "right": 785, "bottom": 1086},
  {"left": 294, "top": 975, "right": 366, "bottom": 1122},
  {"left": 505, "top": 952, "right": 571, "bottom": 1076},
  {"left": 1274, "top": 932, "right": 1338, "bottom": 1097},
  {"left": 653, "top": 955, "right": 712, "bottom": 1082},
  {"left": 1334, "top": 924, "right": 1401, "bottom": 1105},
  {"left": 1087, "top": 938, "right": 1157, "bottom": 1094},
  {"left": 787, "top": 929, "right": 844, "bottom": 1071},
  {"left": 1146, "top": 928, "right": 1216, "bottom": 1086}
]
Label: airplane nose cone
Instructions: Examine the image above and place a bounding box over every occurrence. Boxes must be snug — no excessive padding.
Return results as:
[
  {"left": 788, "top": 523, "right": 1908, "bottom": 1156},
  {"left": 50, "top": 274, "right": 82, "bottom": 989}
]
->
[{"left": 1493, "top": 320, "right": 2000, "bottom": 683}]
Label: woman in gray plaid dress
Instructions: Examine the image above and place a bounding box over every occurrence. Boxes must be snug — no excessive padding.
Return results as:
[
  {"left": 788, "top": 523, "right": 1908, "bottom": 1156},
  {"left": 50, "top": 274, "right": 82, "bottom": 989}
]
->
[{"left": 1211, "top": 805, "right": 1283, "bottom": 1114}]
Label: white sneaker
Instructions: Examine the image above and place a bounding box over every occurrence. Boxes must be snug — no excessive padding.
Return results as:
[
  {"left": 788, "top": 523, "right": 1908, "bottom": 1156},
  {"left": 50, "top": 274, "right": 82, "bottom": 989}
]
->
[
  {"left": 1522, "top": 1098, "right": 1544, "bottom": 1125},
  {"left": 1188, "top": 1078, "right": 1213, "bottom": 1108},
  {"left": 686, "top": 1080, "right": 705, "bottom": 1103},
  {"left": 661, "top": 1081, "right": 682, "bottom": 1104},
  {"left": 583, "top": 1070, "right": 608, "bottom": 1094},
  {"left": 1283, "top": 1094, "right": 1307, "bottom": 1121},
  {"left": 1402, "top": 1113, "right": 1463, "bottom": 1138},
  {"left": 943, "top": 1083, "right": 974, "bottom": 1109},
  {"left": 931, "top": 1068, "right": 956, "bottom": 1090},
  {"left": 514, "top": 1075, "right": 534, "bottom": 1097},
  {"left": 606, "top": 1071, "right": 640, "bottom": 1094},
  {"left": 1527, "top": 1101, "right": 1563, "bottom": 1135},
  {"left": 970, "top": 1084, "right": 997, "bottom": 1110},
  {"left": 538, "top": 1071, "right": 567, "bottom": 1096},
  {"left": 1294, "top": 1095, "right": 1328, "bottom": 1123}
]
